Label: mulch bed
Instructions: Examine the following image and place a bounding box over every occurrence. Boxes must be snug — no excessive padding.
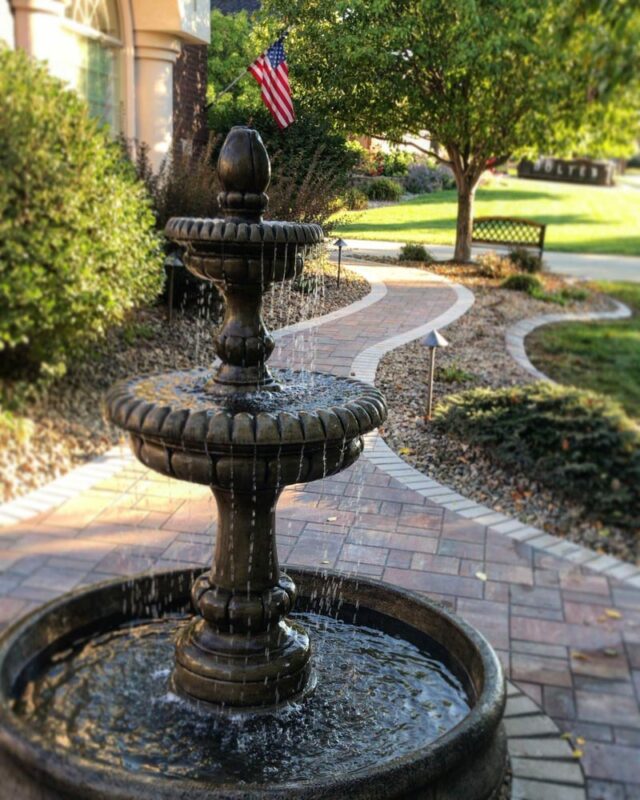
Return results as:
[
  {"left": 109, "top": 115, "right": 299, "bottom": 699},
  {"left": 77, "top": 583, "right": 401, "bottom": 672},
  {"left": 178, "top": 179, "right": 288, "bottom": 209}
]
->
[
  {"left": 0, "top": 262, "right": 369, "bottom": 504},
  {"left": 375, "top": 260, "right": 637, "bottom": 563}
]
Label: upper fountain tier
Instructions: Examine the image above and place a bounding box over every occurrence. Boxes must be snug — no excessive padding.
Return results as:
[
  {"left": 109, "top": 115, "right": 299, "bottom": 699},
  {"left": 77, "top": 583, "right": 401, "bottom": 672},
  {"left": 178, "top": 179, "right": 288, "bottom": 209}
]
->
[
  {"left": 164, "top": 126, "right": 324, "bottom": 395},
  {"left": 165, "top": 126, "right": 323, "bottom": 287}
]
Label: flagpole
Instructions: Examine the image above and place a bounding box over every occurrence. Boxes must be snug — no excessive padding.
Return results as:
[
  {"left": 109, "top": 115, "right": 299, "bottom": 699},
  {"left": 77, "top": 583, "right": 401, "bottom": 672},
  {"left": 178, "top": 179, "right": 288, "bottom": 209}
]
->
[{"left": 205, "top": 68, "right": 250, "bottom": 111}]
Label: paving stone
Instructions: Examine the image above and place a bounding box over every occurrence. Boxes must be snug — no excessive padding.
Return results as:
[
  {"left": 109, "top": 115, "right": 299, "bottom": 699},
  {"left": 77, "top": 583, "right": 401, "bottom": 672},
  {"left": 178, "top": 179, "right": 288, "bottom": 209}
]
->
[
  {"left": 586, "top": 779, "right": 626, "bottom": 800},
  {"left": 505, "top": 695, "right": 542, "bottom": 717},
  {"left": 511, "top": 777, "right": 586, "bottom": 799},
  {"left": 508, "top": 737, "right": 575, "bottom": 760},
  {"left": 504, "top": 713, "right": 561, "bottom": 737},
  {"left": 511, "top": 756, "right": 584, "bottom": 785}
]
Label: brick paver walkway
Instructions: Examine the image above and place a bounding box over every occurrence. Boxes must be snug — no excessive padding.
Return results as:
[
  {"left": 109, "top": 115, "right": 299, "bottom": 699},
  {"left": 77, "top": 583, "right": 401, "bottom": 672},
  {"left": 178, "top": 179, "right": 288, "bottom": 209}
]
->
[{"left": 1, "top": 263, "right": 638, "bottom": 800}]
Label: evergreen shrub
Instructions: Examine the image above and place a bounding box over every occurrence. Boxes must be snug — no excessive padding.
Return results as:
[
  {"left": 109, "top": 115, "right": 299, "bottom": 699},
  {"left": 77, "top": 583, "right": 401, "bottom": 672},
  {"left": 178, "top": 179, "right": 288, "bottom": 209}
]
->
[
  {"left": 434, "top": 382, "right": 640, "bottom": 530},
  {"left": 509, "top": 247, "right": 545, "bottom": 274},
  {"left": 0, "top": 48, "right": 162, "bottom": 378},
  {"left": 399, "top": 243, "right": 433, "bottom": 262},
  {"left": 363, "top": 177, "right": 403, "bottom": 202}
]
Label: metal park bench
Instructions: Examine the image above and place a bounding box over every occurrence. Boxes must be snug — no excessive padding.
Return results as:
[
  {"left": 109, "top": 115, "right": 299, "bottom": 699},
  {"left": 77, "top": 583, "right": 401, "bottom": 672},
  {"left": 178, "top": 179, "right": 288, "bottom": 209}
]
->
[{"left": 472, "top": 216, "right": 547, "bottom": 260}]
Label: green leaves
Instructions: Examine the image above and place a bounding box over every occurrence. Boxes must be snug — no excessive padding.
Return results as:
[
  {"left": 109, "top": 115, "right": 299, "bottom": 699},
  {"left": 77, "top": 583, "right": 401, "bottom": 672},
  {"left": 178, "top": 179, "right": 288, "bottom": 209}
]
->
[
  {"left": 434, "top": 382, "right": 640, "bottom": 529},
  {"left": 0, "top": 48, "right": 163, "bottom": 380}
]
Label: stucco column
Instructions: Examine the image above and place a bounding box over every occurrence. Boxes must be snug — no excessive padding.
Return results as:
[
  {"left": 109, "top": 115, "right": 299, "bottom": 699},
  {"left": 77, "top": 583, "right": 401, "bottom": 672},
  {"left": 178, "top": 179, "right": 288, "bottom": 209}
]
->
[
  {"left": 12, "top": 0, "right": 65, "bottom": 63},
  {"left": 135, "top": 30, "right": 181, "bottom": 170}
]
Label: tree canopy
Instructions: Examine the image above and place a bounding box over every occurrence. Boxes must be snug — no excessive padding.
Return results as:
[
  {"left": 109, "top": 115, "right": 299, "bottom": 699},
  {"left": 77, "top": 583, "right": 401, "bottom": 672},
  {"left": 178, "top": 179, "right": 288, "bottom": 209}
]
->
[{"left": 261, "top": 0, "right": 640, "bottom": 260}]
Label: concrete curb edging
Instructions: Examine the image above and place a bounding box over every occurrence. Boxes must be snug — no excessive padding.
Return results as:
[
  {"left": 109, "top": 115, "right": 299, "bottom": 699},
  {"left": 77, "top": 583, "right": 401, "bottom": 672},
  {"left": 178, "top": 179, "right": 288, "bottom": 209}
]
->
[
  {"left": 505, "top": 299, "right": 632, "bottom": 382},
  {"left": 504, "top": 681, "right": 587, "bottom": 799}
]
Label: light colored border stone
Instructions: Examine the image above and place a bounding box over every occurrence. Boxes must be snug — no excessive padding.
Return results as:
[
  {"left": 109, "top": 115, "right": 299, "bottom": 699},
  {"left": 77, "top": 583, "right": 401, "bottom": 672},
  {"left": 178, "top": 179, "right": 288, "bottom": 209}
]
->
[
  {"left": 504, "top": 681, "right": 587, "bottom": 800},
  {"left": 505, "top": 299, "right": 631, "bottom": 382}
]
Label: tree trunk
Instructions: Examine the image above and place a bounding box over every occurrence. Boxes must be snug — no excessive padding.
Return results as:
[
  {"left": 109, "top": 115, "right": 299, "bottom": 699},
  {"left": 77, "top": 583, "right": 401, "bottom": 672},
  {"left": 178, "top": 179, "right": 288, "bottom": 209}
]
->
[{"left": 453, "top": 179, "right": 476, "bottom": 263}]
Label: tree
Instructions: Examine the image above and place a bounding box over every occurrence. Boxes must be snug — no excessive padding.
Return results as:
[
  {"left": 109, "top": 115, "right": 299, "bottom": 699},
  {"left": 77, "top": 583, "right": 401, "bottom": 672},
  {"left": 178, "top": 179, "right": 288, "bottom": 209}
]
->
[{"left": 261, "top": 0, "right": 640, "bottom": 261}]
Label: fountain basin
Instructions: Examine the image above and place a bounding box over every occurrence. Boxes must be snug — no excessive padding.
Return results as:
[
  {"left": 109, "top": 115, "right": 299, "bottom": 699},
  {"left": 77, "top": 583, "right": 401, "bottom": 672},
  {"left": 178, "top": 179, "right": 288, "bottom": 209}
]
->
[{"left": 0, "top": 568, "right": 506, "bottom": 800}]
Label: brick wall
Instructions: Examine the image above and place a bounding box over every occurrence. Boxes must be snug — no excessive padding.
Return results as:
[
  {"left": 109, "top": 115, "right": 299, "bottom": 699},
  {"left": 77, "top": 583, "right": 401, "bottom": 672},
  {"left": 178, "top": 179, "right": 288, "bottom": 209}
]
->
[{"left": 173, "top": 44, "right": 209, "bottom": 149}]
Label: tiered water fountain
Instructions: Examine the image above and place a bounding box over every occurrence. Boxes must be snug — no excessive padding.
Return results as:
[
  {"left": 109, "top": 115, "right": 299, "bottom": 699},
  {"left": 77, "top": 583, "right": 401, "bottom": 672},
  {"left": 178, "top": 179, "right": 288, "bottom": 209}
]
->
[{"left": 0, "top": 128, "right": 506, "bottom": 799}]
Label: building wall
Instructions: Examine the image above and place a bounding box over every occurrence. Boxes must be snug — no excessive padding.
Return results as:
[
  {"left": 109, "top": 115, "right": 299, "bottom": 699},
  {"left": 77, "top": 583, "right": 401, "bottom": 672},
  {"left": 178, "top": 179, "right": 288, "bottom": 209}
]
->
[
  {"left": 173, "top": 43, "right": 209, "bottom": 148},
  {"left": 0, "top": 0, "right": 13, "bottom": 46},
  {"left": 6, "top": 0, "right": 210, "bottom": 168}
]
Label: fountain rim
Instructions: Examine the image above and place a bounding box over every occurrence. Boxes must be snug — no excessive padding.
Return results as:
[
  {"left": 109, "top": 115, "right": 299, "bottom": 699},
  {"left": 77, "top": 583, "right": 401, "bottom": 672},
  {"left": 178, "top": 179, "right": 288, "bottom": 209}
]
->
[
  {"left": 165, "top": 217, "right": 325, "bottom": 246},
  {"left": 106, "top": 368, "right": 387, "bottom": 450},
  {"left": 0, "top": 568, "right": 505, "bottom": 800}
]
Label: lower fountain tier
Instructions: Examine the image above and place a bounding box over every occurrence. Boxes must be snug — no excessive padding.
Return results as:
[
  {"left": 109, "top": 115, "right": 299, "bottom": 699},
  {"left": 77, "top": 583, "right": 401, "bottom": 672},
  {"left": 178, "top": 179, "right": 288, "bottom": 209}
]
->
[
  {"left": 106, "top": 368, "right": 387, "bottom": 488},
  {"left": 0, "top": 569, "right": 506, "bottom": 800}
]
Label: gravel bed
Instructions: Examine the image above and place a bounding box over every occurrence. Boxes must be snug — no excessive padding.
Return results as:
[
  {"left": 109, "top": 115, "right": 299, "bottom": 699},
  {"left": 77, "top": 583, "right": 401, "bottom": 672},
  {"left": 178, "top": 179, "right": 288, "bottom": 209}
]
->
[
  {"left": 0, "top": 262, "right": 369, "bottom": 504},
  {"left": 376, "top": 260, "right": 637, "bottom": 563}
]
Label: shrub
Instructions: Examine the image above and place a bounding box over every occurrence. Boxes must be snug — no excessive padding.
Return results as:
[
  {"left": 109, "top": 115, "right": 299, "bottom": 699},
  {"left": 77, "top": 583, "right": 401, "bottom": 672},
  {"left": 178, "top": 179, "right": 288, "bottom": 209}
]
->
[
  {"left": 209, "top": 101, "right": 358, "bottom": 200},
  {"left": 382, "top": 150, "right": 413, "bottom": 177},
  {"left": 405, "top": 163, "right": 456, "bottom": 194},
  {"left": 134, "top": 138, "right": 220, "bottom": 231},
  {"left": 501, "top": 274, "right": 543, "bottom": 293},
  {"left": 509, "top": 247, "right": 545, "bottom": 274},
  {"left": 476, "top": 251, "right": 514, "bottom": 279},
  {"left": 399, "top": 243, "right": 434, "bottom": 262},
  {"left": 363, "top": 177, "right": 404, "bottom": 202},
  {"left": 433, "top": 383, "right": 640, "bottom": 529},
  {"left": 0, "top": 48, "right": 162, "bottom": 379},
  {"left": 342, "top": 187, "right": 369, "bottom": 210}
]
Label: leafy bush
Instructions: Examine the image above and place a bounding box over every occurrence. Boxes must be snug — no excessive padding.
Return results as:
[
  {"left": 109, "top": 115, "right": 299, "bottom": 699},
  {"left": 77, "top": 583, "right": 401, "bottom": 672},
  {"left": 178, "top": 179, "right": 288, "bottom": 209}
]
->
[
  {"left": 399, "top": 243, "right": 434, "bottom": 262},
  {"left": 476, "top": 251, "right": 514, "bottom": 278},
  {"left": 405, "top": 163, "right": 456, "bottom": 194},
  {"left": 208, "top": 110, "right": 354, "bottom": 228},
  {"left": 502, "top": 274, "right": 543, "bottom": 293},
  {"left": 502, "top": 274, "right": 588, "bottom": 305},
  {"left": 627, "top": 153, "right": 640, "bottom": 169},
  {"left": 382, "top": 150, "right": 413, "bottom": 177},
  {"left": 509, "top": 247, "right": 545, "bottom": 274},
  {"left": 433, "top": 383, "right": 640, "bottom": 529},
  {"left": 0, "top": 49, "right": 162, "bottom": 379},
  {"left": 342, "top": 187, "right": 369, "bottom": 210},
  {"left": 363, "top": 177, "right": 404, "bottom": 202}
]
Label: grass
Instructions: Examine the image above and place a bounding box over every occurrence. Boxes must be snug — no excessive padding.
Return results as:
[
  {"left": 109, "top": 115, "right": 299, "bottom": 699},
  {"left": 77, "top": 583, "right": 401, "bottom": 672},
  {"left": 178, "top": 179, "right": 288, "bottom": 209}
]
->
[
  {"left": 527, "top": 282, "right": 640, "bottom": 419},
  {"left": 335, "top": 175, "right": 640, "bottom": 256}
]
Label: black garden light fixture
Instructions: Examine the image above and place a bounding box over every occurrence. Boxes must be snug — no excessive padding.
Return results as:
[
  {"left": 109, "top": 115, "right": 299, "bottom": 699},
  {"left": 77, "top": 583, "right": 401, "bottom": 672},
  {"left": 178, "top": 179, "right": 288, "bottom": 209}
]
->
[
  {"left": 421, "top": 328, "right": 449, "bottom": 420},
  {"left": 333, "top": 238, "right": 348, "bottom": 287}
]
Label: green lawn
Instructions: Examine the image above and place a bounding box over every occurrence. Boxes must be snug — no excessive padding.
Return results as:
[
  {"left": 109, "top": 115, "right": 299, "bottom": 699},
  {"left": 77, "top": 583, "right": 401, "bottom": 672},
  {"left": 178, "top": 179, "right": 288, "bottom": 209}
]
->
[
  {"left": 336, "top": 176, "right": 640, "bottom": 256},
  {"left": 527, "top": 282, "right": 640, "bottom": 418}
]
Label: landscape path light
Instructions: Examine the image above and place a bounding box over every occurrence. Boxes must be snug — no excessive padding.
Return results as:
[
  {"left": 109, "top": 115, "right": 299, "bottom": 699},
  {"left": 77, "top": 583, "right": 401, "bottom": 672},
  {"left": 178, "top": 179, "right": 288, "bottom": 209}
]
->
[
  {"left": 333, "top": 238, "right": 348, "bottom": 287},
  {"left": 421, "top": 328, "right": 449, "bottom": 420}
]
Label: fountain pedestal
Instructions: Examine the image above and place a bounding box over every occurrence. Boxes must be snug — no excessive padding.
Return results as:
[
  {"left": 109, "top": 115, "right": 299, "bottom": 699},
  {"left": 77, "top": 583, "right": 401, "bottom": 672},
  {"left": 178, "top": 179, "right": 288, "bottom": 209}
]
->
[{"left": 173, "top": 486, "right": 312, "bottom": 708}]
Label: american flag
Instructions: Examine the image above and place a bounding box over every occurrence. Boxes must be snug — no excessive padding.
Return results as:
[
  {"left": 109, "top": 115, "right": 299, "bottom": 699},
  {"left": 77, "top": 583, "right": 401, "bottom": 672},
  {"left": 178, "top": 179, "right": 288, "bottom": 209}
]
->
[{"left": 248, "top": 38, "right": 295, "bottom": 130}]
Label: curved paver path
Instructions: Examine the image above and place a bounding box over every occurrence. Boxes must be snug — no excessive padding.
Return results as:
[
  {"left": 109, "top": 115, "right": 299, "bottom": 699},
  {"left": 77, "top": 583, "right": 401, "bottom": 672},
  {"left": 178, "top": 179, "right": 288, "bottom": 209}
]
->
[{"left": 0, "top": 261, "right": 638, "bottom": 799}]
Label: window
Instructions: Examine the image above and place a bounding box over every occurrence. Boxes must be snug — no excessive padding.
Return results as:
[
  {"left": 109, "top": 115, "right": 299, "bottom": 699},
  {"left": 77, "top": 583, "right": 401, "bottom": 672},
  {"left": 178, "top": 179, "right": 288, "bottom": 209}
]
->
[{"left": 58, "top": 0, "right": 123, "bottom": 134}]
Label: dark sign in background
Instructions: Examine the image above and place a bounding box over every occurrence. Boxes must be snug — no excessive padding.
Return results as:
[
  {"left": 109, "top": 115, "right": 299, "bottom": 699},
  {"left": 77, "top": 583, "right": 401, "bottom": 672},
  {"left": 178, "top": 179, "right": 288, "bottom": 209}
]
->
[{"left": 518, "top": 157, "right": 615, "bottom": 186}]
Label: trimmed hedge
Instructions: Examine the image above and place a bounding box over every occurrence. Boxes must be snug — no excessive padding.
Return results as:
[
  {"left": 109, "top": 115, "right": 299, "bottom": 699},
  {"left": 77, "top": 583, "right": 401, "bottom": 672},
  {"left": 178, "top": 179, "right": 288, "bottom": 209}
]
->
[
  {"left": 433, "top": 383, "right": 640, "bottom": 530},
  {"left": 0, "top": 48, "right": 162, "bottom": 378}
]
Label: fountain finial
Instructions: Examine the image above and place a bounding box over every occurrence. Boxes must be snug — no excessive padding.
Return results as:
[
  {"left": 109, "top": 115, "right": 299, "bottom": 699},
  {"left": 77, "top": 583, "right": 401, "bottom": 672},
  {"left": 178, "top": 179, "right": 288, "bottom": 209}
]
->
[{"left": 217, "top": 126, "right": 270, "bottom": 221}]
